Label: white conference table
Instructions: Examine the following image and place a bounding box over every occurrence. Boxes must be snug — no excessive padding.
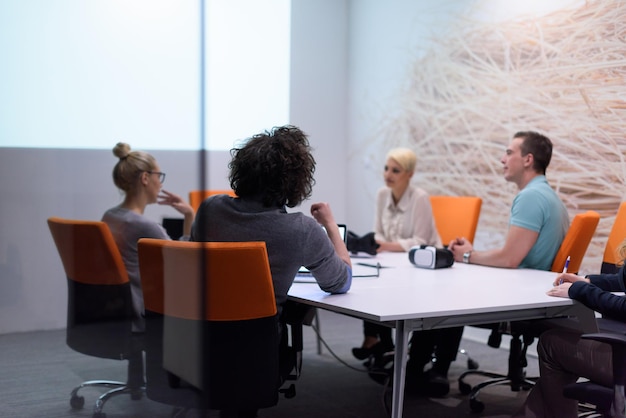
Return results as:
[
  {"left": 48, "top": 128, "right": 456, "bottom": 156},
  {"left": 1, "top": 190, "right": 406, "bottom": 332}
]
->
[{"left": 288, "top": 252, "right": 597, "bottom": 418}]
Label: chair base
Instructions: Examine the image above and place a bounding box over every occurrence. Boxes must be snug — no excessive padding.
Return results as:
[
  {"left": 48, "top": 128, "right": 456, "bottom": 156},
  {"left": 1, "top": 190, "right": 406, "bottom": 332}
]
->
[
  {"left": 575, "top": 403, "right": 610, "bottom": 418},
  {"left": 458, "top": 370, "right": 536, "bottom": 413},
  {"left": 70, "top": 380, "right": 145, "bottom": 418}
]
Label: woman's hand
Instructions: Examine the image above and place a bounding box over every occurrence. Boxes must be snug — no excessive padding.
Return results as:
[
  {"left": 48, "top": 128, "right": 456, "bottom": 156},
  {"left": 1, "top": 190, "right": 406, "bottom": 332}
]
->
[
  {"left": 546, "top": 282, "right": 573, "bottom": 298},
  {"left": 376, "top": 240, "right": 403, "bottom": 253},
  {"left": 158, "top": 190, "right": 195, "bottom": 238},
  {"left": 158, "top": 190, "right": 194, "bottom": 217},
  {"left": 552, "top": 272, "right": 589, "bottom": 287}
]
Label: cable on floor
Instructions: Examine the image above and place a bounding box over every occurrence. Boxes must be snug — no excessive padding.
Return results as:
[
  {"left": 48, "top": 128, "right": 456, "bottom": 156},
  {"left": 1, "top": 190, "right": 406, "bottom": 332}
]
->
[{"left": 309, "top": 323, "right": 394, "bottom": 417}]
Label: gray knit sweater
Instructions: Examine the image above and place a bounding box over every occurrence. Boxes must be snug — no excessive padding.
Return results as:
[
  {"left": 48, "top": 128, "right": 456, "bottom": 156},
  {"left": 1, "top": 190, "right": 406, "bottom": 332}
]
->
[
  {"left": 102, "top": 206, "right": 170, "bottom": 332},
  {"left": 191, "top": 195, "right": 350, "bottom": 316}
]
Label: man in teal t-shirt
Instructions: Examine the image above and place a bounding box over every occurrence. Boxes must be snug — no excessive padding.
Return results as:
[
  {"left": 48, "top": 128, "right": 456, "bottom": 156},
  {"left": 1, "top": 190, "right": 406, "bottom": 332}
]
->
[{"left": 449, "top": 131, "right": 569, "bottom": 270}]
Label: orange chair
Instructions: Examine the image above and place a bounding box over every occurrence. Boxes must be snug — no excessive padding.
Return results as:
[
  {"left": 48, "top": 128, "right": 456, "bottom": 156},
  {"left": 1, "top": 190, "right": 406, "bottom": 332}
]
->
[
  {"left": 550, "top": 210, "right": 601, "bottom": 274},
  {"left": 188, "top": 189, "right": 236, "bottom": 212},
  {"left": 429, "top": 196, "right": 483, "bottom": 368},
  {"left": 137, "top": 239, "right": 283, "bottom": 413},
  {"left": 47, "top": 217, "right": 141, "bottom": 417},
  {"left": 602, "top": 202, "right": 626, "bottom": 273},
  {"left": 429, "top": 195, "right": 482, "bottom": 245}
]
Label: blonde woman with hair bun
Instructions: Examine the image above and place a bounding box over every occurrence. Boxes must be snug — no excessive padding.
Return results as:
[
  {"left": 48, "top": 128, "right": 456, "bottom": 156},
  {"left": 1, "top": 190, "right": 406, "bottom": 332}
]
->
[{"left": 103, "top": 142, "right": 194, "bottom": 333}]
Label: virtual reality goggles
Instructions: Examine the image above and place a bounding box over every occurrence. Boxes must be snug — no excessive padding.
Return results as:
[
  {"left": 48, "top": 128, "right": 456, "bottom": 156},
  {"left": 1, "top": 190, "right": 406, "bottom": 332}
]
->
[{"left": 408, "top": 245, "right": 454, "bottom": 269}]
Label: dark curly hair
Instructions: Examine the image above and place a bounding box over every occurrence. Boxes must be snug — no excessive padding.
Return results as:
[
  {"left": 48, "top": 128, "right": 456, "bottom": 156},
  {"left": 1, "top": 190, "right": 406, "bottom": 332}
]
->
[{"left": 228, "top": 125, "right": 316, "bottom": 208}]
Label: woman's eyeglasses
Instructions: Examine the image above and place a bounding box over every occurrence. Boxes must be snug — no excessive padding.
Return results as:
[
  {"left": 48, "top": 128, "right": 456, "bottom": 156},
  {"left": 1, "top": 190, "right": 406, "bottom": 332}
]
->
[{"left": 147, "top": 171, "right": 166, "bottom": 184}]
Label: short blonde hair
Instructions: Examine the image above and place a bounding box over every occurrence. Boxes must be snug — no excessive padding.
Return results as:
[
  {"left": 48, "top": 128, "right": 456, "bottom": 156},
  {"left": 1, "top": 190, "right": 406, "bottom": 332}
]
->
[{"left": 386, "top": 148, "right": 417, "bottom": 173}]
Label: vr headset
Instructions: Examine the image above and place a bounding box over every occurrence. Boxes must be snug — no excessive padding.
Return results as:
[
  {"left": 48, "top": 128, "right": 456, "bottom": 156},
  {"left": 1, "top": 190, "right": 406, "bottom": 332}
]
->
[
  {"left": 347, "top": 231, "right": 380, "bottom": 256},
  {"left": 408, "top": 245, "right": 454, "bottom": 269}
]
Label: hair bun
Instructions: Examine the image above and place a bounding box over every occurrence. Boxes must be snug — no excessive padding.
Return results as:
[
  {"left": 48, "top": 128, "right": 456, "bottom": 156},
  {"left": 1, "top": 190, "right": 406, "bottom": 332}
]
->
[{"left": 113, "top": 142, "right": 131, "bottom": 160}]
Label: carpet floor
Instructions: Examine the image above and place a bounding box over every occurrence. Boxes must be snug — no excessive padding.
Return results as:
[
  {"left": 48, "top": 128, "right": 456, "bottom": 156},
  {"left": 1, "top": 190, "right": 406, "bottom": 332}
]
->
[{"left": 0, "top": 309, "right": 538, "bottom": 417}]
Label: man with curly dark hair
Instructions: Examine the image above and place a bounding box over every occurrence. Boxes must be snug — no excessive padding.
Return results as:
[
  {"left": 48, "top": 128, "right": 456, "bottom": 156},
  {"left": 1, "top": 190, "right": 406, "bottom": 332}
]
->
[
  {"left": 192, "top": 126, "right": 351, "bottom": 417},
  {"left": 193, "top": 125, "right": 350, "bottom": 297},
  {"left": 193, "top": 125, "right": 351, "bottom": 309}
]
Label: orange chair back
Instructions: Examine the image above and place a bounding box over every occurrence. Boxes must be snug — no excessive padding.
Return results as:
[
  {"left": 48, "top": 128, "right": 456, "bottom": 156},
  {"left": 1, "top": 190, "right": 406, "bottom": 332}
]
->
[
  {"left": 429, "top": 196, "right": 482, "bottom": 244},
  {"left": 47, "top": 217, "right": 128, "bottom": 285},
  {"left": 138, "top": 239, "right": 276, "bottom": 322},
  {"left": 137, "top": 237, "right": 166, "bottom": 315},
  {"left": 550, "top": 211, "right": 600, "bottom": 274},
  {"left": 603, "top": 202, "right": 626, "bottom": 268},
  {"left": 188, "top": 189, "right": 237, "bottom": 212}
]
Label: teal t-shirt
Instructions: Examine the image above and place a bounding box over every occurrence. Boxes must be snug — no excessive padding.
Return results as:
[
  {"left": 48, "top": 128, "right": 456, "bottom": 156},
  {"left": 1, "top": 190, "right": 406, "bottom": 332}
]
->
[{"left": 510, "top": 175, "right": 569, "bottom": 270}]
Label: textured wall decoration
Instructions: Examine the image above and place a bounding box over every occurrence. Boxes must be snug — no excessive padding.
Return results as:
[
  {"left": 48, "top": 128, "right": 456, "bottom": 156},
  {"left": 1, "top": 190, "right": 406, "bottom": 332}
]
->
[{"left": 381, "top": 0, "right": 626, "bottom": 274}]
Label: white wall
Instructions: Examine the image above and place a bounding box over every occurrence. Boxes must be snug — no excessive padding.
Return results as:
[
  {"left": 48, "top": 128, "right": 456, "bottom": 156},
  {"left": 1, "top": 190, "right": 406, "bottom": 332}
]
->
[
  {"left": 346, "top": 0, "right": 473, "bottom": 233},
  {"left": 290, "top": 0, "right": 349, "bottom": 218},
  {"left": 0, "top": 0, "right": 349, "bottom": 334}
]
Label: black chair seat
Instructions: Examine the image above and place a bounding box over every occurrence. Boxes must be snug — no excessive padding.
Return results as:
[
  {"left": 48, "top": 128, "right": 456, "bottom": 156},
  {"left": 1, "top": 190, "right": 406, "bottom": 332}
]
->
[{"left": 561, "top": 328, "right": 626, "bottom": 418}]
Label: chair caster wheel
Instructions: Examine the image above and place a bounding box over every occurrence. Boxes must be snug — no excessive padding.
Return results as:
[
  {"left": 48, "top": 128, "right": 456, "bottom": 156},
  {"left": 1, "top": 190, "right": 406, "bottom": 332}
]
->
[
  {"left": 467, "top": 358, "right": 479, "bottom": 370},
  {"left": 458, "top": 380, "right": 472, "bottom": 395},
  {"left": 70, "top": 395, "right": 85, "bottom": 409},
  {"left": 470, "top": 398, "right": 485, "bottom": 413}
]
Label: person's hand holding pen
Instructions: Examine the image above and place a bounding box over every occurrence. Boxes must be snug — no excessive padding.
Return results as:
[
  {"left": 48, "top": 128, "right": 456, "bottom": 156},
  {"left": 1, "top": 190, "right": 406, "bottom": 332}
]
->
[
  {"left": 552, "top": 272, "right": 589, "bottom": 286},
  {"left": 548, "top": 257, "right": 590, "bottom": 298},
  {"left": 548, "top": 256, "right": 575, "bottom": 298}
]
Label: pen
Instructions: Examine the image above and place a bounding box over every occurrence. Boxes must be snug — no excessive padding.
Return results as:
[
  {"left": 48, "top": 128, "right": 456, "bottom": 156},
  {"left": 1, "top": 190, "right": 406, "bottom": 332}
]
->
[{"left": 559, "top": 256, "right": 570, "bottom": 285}]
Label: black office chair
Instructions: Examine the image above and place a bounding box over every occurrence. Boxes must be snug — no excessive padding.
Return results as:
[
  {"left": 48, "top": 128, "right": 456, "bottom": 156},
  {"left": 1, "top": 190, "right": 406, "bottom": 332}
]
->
[
  {"left": 563, "top": 330, "right": 626, "bottom": 418},
  {"left": 47, "top": 217, "right": 143, "bottom": 418},
  {"left": 458, "top": 321, "right": 541, "bottom": 412},
  {"left": 137, "top": 238, "right": 304, "bottom": 415}
]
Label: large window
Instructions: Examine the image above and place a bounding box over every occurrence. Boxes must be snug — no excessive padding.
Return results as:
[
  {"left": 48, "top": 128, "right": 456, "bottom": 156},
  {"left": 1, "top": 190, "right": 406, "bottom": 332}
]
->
[{"left": 0, "top": 0, "right": 290, "bottom": 151}]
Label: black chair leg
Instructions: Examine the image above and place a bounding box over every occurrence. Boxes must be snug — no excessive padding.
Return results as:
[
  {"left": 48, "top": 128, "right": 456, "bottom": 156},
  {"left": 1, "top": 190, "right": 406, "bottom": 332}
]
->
[{"left": 458, "top": 332, "right": 537, "bottom": 413}]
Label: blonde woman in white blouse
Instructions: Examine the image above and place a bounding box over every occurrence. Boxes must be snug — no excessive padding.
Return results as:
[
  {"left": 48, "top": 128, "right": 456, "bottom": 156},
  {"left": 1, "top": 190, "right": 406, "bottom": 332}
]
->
[
  {"left": 374, "top": 148, "right": 441, "bottom": 251},
  {"left": 354, "top": 148, "right": 462, "bottom": 397}
]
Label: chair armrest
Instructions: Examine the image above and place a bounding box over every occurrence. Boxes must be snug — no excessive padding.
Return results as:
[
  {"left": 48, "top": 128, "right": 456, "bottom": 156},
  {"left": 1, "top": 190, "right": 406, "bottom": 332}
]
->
[
  {"left": 582, "top": 332, "right": 626, "bottom": 385},
  {"left": 582, "top": 332, "right": 626, "bottom": 347}
]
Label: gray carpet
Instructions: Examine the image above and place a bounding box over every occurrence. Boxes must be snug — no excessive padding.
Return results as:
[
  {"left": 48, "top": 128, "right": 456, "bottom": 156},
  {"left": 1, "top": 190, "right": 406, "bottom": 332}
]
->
[{"left": 0, "top": 310, "right": 537, "bottom": 417}]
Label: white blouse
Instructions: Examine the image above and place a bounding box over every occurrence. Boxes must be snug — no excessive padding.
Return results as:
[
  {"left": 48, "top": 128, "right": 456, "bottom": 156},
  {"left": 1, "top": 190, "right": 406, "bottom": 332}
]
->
[{"left": 374, "top": 186, "right": 442, "bottom": 251}]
